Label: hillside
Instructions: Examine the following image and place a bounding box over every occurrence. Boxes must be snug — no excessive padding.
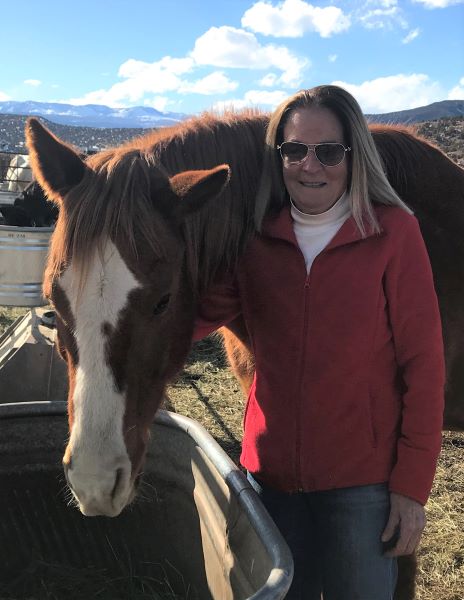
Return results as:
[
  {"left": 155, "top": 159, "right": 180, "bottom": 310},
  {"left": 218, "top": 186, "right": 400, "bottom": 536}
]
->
[
  {"left": 366, "top": 99, "right": 464, "bottom": 125},
  {"left": 0, "top": 114, "right": 149, "bottom": 154},
  {"left": 0, "top": 112, "right": 463, "bottom": 167},
  {"left": 417, "top": 116, "right": 464, "bottom": 166}
]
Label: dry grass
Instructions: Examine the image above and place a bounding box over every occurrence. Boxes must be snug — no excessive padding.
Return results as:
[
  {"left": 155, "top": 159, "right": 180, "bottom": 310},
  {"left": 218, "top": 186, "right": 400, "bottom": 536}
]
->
[{"left": 1, "top": 310, "right": 463, "bottom": 599}]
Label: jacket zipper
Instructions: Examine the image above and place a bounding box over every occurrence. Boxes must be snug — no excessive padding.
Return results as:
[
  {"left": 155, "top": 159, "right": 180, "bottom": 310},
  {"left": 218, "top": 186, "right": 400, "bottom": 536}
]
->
[{"left": 295, "top": 270, "right": 312, "bottom": 492}]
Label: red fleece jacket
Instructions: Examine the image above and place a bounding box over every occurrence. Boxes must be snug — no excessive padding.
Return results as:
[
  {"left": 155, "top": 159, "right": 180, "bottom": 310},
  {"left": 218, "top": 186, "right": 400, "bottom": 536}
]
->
[{"left": 195, "top": 205, "right": 445, "bottom": 505}]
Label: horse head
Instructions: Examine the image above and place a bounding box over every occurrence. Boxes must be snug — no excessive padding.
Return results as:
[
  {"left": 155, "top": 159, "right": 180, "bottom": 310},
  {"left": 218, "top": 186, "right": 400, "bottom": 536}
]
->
[{"left": 26, "top": 118, "right": 230, "bottom": 517}]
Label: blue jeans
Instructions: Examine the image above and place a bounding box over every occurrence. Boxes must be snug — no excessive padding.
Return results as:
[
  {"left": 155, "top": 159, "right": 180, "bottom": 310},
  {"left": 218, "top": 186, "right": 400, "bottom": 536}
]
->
[{"left": 247, "top": 474, "right": 398, "bottom": 600}]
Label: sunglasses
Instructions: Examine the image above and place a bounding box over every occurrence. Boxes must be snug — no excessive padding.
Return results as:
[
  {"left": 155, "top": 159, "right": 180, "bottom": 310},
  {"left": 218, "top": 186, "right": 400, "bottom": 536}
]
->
[{"left": 277, "top": 141, "right": 351, "bottom": 167}]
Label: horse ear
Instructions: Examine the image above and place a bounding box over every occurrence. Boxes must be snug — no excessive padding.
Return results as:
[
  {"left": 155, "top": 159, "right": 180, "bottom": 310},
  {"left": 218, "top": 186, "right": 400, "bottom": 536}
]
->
[
  {"left": 169, "top": 165, "right": 230, "bottom": 219},
  {"left": 25, "top": 118, "right": 88, "bottom": 205}
]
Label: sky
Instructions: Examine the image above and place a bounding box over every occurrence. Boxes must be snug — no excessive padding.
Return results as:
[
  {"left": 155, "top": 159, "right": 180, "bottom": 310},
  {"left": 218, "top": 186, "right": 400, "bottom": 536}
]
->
[{"left": 0, "top": 0, "right": 463, "bottom": 115}]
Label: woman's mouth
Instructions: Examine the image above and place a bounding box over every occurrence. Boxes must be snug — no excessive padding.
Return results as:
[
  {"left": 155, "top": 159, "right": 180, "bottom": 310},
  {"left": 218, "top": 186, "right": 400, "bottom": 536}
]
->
[{"left": 301, "top": 182, "right": 326, "bottom": 188}]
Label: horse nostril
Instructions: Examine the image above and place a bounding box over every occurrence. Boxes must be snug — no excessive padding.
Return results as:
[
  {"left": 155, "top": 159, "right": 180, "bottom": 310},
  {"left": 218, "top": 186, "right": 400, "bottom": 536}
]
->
[{"left": 111, "top": 468, "right": 123, "bottom": 500}]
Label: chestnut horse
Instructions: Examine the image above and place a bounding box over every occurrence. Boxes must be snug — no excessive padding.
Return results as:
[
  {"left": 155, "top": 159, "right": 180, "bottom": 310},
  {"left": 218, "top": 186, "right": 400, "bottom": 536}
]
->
[{"left": 26, "top": 113, "right": 462, "bottom": 599}]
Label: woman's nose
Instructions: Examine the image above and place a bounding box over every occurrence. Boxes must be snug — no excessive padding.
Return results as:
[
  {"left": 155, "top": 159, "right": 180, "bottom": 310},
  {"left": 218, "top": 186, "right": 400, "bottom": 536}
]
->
[{"left": 301, "top": 149, "right": 322, "bottom": 171}]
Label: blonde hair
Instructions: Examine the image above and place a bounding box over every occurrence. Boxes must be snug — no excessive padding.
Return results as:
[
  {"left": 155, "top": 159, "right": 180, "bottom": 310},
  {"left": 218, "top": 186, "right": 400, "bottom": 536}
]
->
[{"left": 255, "top": 85, "right": 412, "bottom": 234}]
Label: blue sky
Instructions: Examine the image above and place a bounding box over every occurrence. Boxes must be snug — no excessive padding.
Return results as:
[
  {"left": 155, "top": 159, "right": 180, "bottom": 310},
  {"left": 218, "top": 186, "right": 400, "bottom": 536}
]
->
[{"left": 1, "top": 0, "right": 463, "bottom": 115}]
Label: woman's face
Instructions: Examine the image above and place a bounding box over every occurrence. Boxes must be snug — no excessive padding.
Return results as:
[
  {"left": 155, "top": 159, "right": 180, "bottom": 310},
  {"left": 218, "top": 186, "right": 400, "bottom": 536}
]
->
[{"left": 281, "top": 106, "right": 349, "bottom": 215}]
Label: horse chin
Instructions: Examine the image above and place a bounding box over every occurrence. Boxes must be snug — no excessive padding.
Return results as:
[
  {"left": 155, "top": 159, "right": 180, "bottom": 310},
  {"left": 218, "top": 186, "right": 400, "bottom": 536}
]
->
[
  {"left": 78, "top": 503, "right": 125, "bottom": 518},
  {"left": 75, "top": 483, "right": 136, "bottom": 517}
]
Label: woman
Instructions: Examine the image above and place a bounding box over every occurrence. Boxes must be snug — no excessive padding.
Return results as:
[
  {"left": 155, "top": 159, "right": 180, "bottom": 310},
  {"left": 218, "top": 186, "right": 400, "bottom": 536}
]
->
[{"left": 195, "top": 85, "right": 445, "bottom": 599}]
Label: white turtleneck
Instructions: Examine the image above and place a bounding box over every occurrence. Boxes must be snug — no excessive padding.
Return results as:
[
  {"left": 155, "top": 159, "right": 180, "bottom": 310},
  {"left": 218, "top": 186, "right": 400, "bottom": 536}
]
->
[{"left": 291, "top": 192, "right": 351, "bottom": 273}]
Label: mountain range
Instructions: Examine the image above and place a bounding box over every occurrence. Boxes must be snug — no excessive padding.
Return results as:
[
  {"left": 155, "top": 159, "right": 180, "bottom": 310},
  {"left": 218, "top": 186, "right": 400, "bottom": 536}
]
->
[
  {"left": 0, "top": 99, "right": 463, "bottom": 130},
  {"left": 365, "top": 99, "right": 464, "bottom": 124},
  {"left": 0, "top": 101, "right": 187, "bottom": 129}
]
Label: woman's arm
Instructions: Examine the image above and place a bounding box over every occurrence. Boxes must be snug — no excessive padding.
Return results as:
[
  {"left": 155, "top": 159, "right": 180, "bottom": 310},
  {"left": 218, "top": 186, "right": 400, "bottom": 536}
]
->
[
  {"left": 193, "top": 273, "right": 242, "bottom": 341},
  {"left": 381, "top": 214, "right": 445, "bottom": 556},
  {"left": 385, "top": 214, "right": 445, "bottom": 505}
]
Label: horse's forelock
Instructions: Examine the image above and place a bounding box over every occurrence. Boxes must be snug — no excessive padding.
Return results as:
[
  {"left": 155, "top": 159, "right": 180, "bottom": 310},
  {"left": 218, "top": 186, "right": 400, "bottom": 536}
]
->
[{"left": 46, "top": 149, "right": 172, "bottom": 298}]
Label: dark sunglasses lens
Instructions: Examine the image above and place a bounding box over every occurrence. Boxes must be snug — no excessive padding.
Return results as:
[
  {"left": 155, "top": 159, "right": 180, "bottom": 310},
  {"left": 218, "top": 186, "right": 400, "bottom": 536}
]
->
[
  {"left": 281, "top": 142, "right": 308, "bottom": 163},
  {"left": 315, "top": 144, "right": 345, "bottom": 166}
]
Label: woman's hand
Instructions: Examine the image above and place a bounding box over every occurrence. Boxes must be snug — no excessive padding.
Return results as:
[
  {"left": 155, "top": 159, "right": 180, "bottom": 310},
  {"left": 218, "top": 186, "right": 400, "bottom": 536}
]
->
[{"left": 381, "top": 492, "right": 426, "bottom": 556}]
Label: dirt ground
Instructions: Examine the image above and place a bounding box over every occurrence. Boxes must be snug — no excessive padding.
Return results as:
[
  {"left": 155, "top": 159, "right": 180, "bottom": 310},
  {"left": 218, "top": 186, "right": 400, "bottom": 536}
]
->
[{"left": 1, "top": 309, "right": 463, "bottom": 599}]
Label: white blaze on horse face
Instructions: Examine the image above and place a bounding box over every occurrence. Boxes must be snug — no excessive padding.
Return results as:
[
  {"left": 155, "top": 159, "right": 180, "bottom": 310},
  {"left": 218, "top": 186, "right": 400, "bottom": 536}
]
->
[{"left": 61, "top": 241, "right": 139, "bottom": 517}]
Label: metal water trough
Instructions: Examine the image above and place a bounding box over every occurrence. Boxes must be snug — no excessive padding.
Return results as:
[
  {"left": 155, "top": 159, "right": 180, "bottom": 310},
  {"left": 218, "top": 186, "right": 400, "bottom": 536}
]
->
[
  {"left": 0, "top": 224, "right": 53, "bottom": 306},
  {"left": 0, "top": 308, "right": 68, "bottom": 404},
  {"left": 0, "top": 402, "right": 293, "bottom": 599}
]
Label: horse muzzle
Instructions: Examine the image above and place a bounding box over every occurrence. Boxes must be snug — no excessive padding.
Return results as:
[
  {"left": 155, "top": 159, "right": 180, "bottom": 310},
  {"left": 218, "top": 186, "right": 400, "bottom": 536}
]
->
[{"left": 64, "top": 456, "right": 134, "bottom": 517}]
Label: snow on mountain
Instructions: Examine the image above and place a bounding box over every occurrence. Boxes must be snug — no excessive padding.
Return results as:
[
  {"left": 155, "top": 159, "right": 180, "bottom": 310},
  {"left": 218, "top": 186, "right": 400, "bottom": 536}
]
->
[{"left": 0, "top": 101, "right": 189, "bottom": 129}]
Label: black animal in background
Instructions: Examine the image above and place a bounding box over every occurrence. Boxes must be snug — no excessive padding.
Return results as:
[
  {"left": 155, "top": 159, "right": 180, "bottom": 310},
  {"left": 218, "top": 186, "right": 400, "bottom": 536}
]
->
[{"left": 0, "top": 180, "right": 58, "bottom": 227}]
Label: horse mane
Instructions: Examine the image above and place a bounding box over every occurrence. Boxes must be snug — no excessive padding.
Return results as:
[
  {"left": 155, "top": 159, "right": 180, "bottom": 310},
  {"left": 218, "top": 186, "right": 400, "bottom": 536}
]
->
[
  {"left": 45, "top": 110, "right": 269, "bottom": 297},
  {"left": 147, "top": 110, "right": 269, "bottom": 290}
]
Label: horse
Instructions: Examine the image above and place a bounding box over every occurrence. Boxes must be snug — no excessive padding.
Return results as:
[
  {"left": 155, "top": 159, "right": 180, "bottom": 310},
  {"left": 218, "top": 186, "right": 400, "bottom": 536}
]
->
[
  {"left": 26, "top": 113, "right": 463, "bottom": 600},
  {"left": 0, "top": 180, "right": 58, "bottom": 226},
  {"left": 0, "top": 153, "right": 32, "bottom": 192}
]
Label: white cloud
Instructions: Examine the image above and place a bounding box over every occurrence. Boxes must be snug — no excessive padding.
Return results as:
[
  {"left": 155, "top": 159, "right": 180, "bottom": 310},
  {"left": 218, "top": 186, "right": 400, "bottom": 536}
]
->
[
  {"left": 402, "top": 28, "right": 420, "bottom": 43},
  {"left": 328, "top": 54, "right": 338, "bottom": 63},
  {"left": 259, "top": 73, "right": 279, "bottom": 87},
  {"left": 179, "top": 71, "right": 239, "bottom": 95},
  {"left": 62, "top": 26, "right": 308, "bottom": 109},
  {"left": 212, "top": 89, "right": 289, "bottom": 112},
  {"left": 119, "top": 56, "right": 194, "bottom": 79},
  {"left": 448, "top": 76, "right": 464, "bottom": 99},
  {"left": 143, "top": 97, "right": 172, "bottom": 112},
  {"left": 24, "top": 79, "right": 41, "bottom": 87},
  {"left": 241, "top": 0, "right": 351, "bottom": 38},
  {"left": 191, "top": 27, "right": 264, "bottom": 67},
  {"left": 65, "top": 56, "right": 196, "bottom": 107},
  {"left": 358, "top": 0, "right": 408, "bottom": 29},
  {"left": 0, "top": 91, "right": 11, "bottom": 101},
  {"left": 332, "top": 74, "right": 444, "bottom": 113},
  {"left": 191, "top": 26, "right": 308, "bottom": 87},
  {"left": 413, "top": 0, "right": 463, "bottom": 7}
]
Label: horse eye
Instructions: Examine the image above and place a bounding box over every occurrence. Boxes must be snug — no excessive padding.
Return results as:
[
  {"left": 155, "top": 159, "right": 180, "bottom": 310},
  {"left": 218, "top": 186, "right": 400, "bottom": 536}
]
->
[{"left": 153, "top": 294, "right": 171, "bottom": 316}]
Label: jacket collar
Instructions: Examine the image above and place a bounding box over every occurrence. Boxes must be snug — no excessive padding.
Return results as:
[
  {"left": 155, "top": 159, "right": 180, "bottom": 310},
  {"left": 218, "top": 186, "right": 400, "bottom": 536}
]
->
[{"left": 261, "top": 204, "right": 383, "bottom": 250}]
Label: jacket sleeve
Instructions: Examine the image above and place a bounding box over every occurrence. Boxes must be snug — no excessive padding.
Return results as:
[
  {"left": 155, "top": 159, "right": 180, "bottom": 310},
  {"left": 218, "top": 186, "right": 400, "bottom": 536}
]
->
[
  {"left": 384, "top": 215, "right": 445, "bottom": 505},
  {"left": 193, "top": 272, "right": 242, "bottom": 341}
]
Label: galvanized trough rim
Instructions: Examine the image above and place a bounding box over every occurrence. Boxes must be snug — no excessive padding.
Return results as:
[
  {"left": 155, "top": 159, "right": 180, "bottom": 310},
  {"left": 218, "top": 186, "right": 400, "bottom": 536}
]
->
[
  {"left": 0, "top": 401, "right": 293, "bottom": 600},
  {"left": 0, "top": 224, "right": 55, "bottom": 232}
]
